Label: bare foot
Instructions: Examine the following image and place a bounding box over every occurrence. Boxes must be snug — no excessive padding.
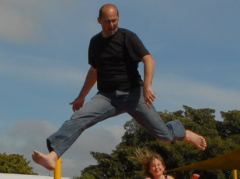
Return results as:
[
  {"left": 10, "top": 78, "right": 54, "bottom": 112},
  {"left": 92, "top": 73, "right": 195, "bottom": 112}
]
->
[
  {"left": 32, "top": 150, "right": 58, "bottom": 170},
  {"left": 184, "top": 130, "right": 207, "bottom": 150}
]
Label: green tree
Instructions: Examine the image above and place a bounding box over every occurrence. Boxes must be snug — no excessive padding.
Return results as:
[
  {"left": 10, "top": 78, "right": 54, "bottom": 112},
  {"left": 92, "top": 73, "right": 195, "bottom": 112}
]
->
[
  {"left": 218, "top": 110, "right": 240, "bottom": 137},
  {"left": 0, "top": 153, "right": 35, "bottom": 174}
]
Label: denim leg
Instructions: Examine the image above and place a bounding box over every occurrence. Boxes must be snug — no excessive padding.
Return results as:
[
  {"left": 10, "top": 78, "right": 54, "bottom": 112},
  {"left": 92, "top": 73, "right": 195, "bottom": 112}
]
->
[
  {"left": 47, "top": 93, "right": 119, "bottom": 157},
  {"left": 126, "top": 87, "right": 186, "bottom": 142},
  {"left": 166, "top": 120, "right": 186, "bottom": 140}
]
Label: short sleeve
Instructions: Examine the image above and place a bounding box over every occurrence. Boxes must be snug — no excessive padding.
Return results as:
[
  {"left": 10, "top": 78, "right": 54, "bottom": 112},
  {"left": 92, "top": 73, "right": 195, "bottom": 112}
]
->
[
  {"left": 88, "top": 38, "right": 96, "bottom": 68},
  {"left": 125, "top": 30, "right": 150, "bottom": 62}
]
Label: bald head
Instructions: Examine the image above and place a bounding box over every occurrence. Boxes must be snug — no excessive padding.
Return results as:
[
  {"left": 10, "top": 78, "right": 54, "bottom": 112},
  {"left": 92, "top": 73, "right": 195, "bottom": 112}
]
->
[
  {"left": 97, "top": 3, "right": 120, "bottom": 37},
  {"left": 98, "top": 3, "right": 119, "bottom": 19}
]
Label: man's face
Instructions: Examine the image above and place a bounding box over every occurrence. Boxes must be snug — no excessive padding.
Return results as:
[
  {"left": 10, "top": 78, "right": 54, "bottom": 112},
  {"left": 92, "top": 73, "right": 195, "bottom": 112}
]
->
[{"left": 98, "top": 7, "right": 119, "bottom": 37}]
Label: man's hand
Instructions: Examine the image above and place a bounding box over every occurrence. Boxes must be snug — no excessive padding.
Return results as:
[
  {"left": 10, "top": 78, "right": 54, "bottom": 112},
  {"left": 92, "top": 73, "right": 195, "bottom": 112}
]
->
[
  {"left": 143, "top": 86, "right": 156, "bottom": 107},
  {"left": 142, "top": 55, "right": 155, "bottom": 107},
  {"left": 69, "top": 66, "right": 97, "bottom": 112},
  {"left": 70, "top": 97, "right": 85, "bottom": 112}
]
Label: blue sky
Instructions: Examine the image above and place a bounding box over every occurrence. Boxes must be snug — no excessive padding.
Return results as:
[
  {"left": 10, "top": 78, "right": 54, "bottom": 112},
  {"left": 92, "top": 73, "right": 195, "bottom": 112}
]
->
[{"left": 0, "top": 0, "right": 239, "bottom": 177}]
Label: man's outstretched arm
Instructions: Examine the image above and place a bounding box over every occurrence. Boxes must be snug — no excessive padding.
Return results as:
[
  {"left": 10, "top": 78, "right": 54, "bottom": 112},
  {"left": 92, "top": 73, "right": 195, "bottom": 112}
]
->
[
  {"left": 71, "top": 66, "right": 97, "bottom": 111},
  {"left": 142, "top": 54, "right": 156, "bottom": 107}
]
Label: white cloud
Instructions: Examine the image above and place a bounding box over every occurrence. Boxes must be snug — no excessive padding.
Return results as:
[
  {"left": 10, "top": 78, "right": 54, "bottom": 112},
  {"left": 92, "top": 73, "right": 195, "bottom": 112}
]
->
[
  {"left": 0, "top": 0, "right": 100, "bottom": 43},
  {"left": 154, "top": 74, "right": 240, "bottom": 113},
  {"left": 0, "top": 0, "right": 44, "bottom": 43},
  {"left": 61, "top": 125, "right": 125, "bottom": 177},
  {"left": 0, "top": 56, "right": 86, "bottom": 86}
]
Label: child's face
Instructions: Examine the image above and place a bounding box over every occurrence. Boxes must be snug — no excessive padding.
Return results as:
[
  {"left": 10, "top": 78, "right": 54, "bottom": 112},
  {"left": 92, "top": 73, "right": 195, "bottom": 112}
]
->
[{"left": 149, "top": 158, "right": 165, "bottom": 178}]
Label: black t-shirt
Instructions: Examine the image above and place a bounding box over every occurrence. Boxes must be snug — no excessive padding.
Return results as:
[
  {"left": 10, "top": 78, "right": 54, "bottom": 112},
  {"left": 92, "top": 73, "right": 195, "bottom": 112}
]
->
[{"left": 88, "top": 28, "right": 150, "bottom": 92}]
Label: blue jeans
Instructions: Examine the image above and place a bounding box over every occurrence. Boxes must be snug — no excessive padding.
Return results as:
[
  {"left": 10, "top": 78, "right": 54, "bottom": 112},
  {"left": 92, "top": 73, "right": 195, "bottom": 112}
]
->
[{"left": 47, "top": 87, "right": 185, "bottom": 156}]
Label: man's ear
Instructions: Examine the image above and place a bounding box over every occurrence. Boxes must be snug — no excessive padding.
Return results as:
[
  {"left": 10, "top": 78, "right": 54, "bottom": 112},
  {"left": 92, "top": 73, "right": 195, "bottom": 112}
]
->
[{"left": 97, "top": 18, "right": 101, "bottom": 24}]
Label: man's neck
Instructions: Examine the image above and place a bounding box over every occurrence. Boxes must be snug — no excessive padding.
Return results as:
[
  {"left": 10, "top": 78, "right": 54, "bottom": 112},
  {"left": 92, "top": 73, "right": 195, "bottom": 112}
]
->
[{"left": 101, "top": 28, "right": 118, "bottom": 38}]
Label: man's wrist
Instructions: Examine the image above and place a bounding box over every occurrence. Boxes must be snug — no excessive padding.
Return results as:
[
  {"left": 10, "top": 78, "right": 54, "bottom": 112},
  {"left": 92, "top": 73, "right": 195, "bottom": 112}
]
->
[{"left": 143, "top": 83, "right": 152, "bottom": 89}]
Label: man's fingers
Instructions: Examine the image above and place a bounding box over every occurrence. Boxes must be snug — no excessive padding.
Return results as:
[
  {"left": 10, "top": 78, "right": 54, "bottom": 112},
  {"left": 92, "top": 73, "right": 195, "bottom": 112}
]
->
[
  {"left": 146, "top": 101, "right": 153, "bottom": 108},
  {"left": 145, "top": 94, "right": 155, "bottom": 104},
  {"left": 71, "top": 102, "right": 79, "bottom": 112},
  {"left": 145, "top": 97, "right": 154, "bottom": 108},
  {"left": 149, "top": 95, "right": 155, "bottom": 102},
  {"left": 72, "top": 103, "right": 82, "bottom": 112}
]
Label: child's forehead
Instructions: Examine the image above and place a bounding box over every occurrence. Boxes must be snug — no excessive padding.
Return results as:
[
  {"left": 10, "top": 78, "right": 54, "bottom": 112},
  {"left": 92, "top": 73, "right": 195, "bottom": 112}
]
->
[{"left": 150, "top": 158, "right": 162, "bottom": 164}]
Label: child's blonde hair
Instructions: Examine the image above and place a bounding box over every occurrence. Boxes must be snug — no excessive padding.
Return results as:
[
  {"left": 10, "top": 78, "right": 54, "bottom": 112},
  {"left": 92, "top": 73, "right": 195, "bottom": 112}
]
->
[{"left": 134, "top": 148, "right": 166, "bottom": 178}]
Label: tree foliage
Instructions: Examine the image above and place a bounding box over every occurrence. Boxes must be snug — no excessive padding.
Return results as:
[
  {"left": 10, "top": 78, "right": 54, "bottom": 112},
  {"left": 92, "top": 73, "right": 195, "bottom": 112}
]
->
[
  {"left": 78, "top": 106, "right": 240, "bottom": 179},
  {"left": 0, "top": 153, "right": 35, "bottom": 174}
]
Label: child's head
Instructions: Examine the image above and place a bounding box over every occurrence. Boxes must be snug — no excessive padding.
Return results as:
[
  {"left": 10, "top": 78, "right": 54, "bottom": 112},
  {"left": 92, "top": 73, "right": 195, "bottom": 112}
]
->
[
  {"left": 145, "top": 153, "right": 166, "bottom": 178},
  {"left": 135, "top": 148, "right": 166, "bottom": 178}
]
